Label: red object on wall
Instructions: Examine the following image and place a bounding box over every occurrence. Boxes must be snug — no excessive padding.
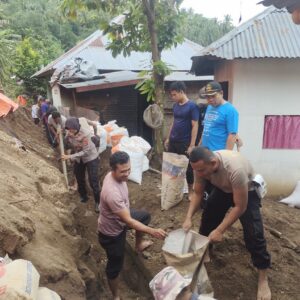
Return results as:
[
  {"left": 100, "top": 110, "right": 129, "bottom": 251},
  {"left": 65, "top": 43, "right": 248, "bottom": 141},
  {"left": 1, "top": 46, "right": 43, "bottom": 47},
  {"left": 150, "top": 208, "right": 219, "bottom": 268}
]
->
[{"left": 263, "top": 115, "right": 300, "bottom": 149}]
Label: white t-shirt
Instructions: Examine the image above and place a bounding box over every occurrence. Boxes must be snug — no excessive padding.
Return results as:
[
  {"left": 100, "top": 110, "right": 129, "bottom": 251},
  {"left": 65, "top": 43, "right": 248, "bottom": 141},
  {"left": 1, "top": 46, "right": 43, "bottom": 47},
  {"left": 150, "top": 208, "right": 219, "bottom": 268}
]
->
[
  {"left": 31, "top": 104, "right": 39, "bottom": 119},
  {"left": 48, "top": 114, "right": 67, "bottom": 129}
]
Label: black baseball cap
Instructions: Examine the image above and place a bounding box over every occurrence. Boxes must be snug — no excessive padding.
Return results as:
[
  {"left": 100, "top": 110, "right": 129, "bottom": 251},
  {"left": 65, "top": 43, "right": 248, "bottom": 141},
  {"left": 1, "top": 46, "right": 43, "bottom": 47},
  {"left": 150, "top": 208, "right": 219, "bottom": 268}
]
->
[{"left": 201, "top": 81, "right": 222, "bottom": 97}]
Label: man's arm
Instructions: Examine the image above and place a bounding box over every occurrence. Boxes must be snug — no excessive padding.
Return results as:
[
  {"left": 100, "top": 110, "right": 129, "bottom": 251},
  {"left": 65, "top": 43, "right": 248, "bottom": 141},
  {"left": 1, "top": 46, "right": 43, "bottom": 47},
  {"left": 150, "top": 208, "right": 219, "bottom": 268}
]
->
[
  {"left": 208, "top": 185, "right": 248, "bottom": 242},
  {"left": 188, "top": 120, "right": 198, "bottom": 154},
  {"left": 182, "top": 175, "right": 205, "bottom": 231},
  {"left": 226, "top": 133, "right": 237, "bottom": 150},
  {"left": 164, "top": 119, "right": 173, "bottom": 150},
  {"left": 115, "top": 209, "right": 167, "bottom": 239}
]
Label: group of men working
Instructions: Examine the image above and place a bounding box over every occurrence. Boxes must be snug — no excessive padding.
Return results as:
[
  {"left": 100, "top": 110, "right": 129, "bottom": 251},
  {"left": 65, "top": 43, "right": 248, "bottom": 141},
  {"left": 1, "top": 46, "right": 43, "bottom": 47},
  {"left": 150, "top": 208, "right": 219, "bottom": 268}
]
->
[
  {"left": 33, "top": 81, "right": 271, "bottom": 300},
  {"left": 32, "top": 99, "right": 101, "bottom": 212},
  {"left": 97, "top": 81, "right": 271, "bottom": 300}
]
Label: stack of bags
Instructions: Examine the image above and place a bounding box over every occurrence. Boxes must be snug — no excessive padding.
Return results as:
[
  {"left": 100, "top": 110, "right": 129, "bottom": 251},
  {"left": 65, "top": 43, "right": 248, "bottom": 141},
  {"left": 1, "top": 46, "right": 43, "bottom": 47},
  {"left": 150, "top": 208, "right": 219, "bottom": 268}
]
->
[
  {"left": 96, "top": 120, "right": 151, "bottom": 184},
  {"left": 0, "top": 258, "right": 61, "bottom": 300}
]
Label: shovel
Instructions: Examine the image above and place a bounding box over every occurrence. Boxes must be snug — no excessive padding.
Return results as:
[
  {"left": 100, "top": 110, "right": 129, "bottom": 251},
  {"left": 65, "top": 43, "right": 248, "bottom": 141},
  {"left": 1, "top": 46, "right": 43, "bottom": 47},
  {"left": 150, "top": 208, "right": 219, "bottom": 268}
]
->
[{"left": 176, "top": 242, "right": 210, "bottom": 300}]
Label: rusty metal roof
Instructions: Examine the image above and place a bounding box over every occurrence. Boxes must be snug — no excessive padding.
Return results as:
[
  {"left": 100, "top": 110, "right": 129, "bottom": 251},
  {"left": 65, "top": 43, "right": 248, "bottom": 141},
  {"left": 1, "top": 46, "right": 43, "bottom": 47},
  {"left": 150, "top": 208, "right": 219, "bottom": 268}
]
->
[
  {"left": 60, "top": 70, "right": 212, "bottom": 93},
  {"left": 33, "top": 30, "right": 202, "bottom": 78},
  {"left": 259, "top": 0, "right": 300, "bottom": 13},
  {"left": 191, "top": 7, "right": 300, "bottom": 66}
]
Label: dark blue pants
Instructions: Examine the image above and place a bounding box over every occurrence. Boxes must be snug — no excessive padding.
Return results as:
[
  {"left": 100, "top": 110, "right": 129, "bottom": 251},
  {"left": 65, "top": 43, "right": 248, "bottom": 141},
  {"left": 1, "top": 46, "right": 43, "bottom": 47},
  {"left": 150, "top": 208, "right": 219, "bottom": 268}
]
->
[
  {"left": 98, "top": 209, "right": 151, "bottom": 279},
  {"left": 200, "top": 186, "right": 271, "bottom": 269},
  {"left": 74, "top": 158, "right": 100, "bottom": 203}
]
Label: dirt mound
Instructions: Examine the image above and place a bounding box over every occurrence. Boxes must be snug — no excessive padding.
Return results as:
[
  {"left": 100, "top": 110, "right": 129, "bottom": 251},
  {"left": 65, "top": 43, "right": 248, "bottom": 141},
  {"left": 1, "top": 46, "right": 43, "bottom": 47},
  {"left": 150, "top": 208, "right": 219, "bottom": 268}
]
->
[
  {"left": 1, "top": 108, "right": 300, "bottom": 300},
  {"left": 0, "top": 109, "right": 105, "bottom": 299}
]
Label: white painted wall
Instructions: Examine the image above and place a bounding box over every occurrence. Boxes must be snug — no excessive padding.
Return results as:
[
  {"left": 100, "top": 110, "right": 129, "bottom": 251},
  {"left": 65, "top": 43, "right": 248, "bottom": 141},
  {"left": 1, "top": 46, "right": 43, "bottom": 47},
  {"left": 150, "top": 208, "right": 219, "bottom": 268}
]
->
[{"left": 230, "top": 59, "right": 300, "bottom": 196}]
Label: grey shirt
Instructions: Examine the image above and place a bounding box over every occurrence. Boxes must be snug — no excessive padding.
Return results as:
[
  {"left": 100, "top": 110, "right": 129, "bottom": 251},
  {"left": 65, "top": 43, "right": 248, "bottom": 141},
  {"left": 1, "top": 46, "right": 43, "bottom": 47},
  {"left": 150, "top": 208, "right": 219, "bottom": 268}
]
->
[{"left": 67, "top": 127, "right": 98, "bottom": 163}]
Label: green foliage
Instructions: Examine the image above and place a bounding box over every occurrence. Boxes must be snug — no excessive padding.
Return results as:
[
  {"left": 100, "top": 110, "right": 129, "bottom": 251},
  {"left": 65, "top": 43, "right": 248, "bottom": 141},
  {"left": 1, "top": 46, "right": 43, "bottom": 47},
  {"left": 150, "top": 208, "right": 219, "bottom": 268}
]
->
[
  {"left": 181, "top": 9, "right": 234, "bottom": 47},
  {"left": 0, "top": 0, "right": 110, "bottom": 96},
  {"left": 13, "top": 38, "right": 47, "bottom": 95}
]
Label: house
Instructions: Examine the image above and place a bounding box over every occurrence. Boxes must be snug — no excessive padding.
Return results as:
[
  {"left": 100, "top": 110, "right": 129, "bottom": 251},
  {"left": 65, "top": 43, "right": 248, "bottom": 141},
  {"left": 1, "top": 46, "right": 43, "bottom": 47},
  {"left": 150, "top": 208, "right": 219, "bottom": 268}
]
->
[
  {"left": 191, "top": 7, "right": 300, "bottom": 196},
  {"left": 34, "top": 30, "right": 212, "bottom": 143},
  {"left": 259, "top": 0, "right": 300, "bottom": 24}
]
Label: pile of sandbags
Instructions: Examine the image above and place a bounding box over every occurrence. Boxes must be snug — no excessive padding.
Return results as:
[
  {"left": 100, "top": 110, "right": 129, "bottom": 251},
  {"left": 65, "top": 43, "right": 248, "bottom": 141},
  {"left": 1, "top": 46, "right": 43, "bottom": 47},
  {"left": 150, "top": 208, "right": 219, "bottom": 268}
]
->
[
  {"left": 0, "top": 258, "right": 61, "bottom": 300},
  {"left": 112, "top": 136, "right": 151, "bottom": 184},
  {"left": 149, "top": 229, "right": 215, "bottom": 300},
  {"left": 94, "top": 119, "right": 151, "bottom": 184}
]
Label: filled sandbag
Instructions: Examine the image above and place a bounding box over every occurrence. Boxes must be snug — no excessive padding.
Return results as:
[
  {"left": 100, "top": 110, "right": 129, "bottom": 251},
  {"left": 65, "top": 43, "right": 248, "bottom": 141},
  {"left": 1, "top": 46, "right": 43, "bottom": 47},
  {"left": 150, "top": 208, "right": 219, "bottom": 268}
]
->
[
  {"left": 36, "top": 287, "right": 61, "bottom": 300},
  {"left": 96, "top": 124, "right": 107, "bottom": 154},
  {"left": 127, "top": 151, "right": 144, "bottom": 184},
  {"left": 103, "top": 120, "right": 119, "bottom": 146},
  {"left": 280, "top": 181, "right": 300, "bottom": 208},
  {"left": 0, "top": 259, "right": 40, "bottom": 300},
  {"left": 149, "top": 266, "right": 190, "bottom": 300},
  {"left": 129, "top": 136, "right": 151, "bottom": 155},
  {"left": 110, "top": 127, "right": 129, "bottom": 147},
  {"left": 162, "top": 229, "right": 214, "bottom": 297},
  {"left": 161, "top": 152, "right": 189, "bottom": 210}
]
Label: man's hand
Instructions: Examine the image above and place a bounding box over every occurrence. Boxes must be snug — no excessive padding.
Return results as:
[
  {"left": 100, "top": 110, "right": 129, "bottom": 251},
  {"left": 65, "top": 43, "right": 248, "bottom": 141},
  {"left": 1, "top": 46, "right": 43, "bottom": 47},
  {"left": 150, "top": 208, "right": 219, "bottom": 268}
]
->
[
  {"left": 208, "top": 228, "right": 223, "bottom": 243},
  {"left": 182, "top": 218, "right": 192, "bottom": 232},
  {"left": 61, "top": 154, "right": 71, "bottom": 161},
  {"left": 150, "top": 228, "right": 167, "bottom": 240},
  {"left": 187, "top": 145, "right": 195, "bottom": 155},
  {"left": 164, "top": 139, "right": 169, "bottom": 151}
]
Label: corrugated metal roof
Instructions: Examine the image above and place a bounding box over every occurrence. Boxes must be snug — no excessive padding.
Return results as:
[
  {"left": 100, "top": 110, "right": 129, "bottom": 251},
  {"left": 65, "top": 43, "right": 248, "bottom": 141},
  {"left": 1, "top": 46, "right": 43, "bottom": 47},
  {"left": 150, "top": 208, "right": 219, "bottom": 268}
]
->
[
  {"left": 33, "top": 29, "right": 202, "bottom": 78},
  {"left": 60, "top": 70, "right": 212, "bottom": 92},
  {"left": 192, "top": 7, "right": 300, "bottom": 61},
  {"left": 259, "top": 0, "right": 300, "bottom": 13}
]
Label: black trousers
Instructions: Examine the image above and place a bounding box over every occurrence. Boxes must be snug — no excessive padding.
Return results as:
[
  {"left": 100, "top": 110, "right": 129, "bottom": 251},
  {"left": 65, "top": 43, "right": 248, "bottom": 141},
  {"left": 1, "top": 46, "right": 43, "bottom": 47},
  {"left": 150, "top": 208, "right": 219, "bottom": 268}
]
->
[
  {"left": 74, "top": 158, "right": 100, "bottom": 203},
  {"left": 98, "top": 209, "right": 151, "bottom": 279},
  {"left": 168, "top": 140, "right": 194, "bottom": 185},
  {"left": 200, "top": 186, "right": 271, "bottom": 270}
]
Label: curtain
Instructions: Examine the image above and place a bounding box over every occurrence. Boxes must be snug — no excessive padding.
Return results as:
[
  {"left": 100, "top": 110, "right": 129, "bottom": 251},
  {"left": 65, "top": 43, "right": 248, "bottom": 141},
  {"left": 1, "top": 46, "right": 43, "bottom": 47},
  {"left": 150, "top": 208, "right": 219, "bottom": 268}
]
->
[{"left": 263, "top": 116, "right": 300, "bottom": 149}]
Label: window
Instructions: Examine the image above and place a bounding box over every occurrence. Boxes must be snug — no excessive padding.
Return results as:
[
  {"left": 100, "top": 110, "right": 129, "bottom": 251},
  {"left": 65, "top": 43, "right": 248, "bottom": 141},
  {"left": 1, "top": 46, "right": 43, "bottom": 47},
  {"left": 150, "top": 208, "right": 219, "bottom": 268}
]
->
[{"left": 263, "top": 115, "right": 300, "bottom": 149}]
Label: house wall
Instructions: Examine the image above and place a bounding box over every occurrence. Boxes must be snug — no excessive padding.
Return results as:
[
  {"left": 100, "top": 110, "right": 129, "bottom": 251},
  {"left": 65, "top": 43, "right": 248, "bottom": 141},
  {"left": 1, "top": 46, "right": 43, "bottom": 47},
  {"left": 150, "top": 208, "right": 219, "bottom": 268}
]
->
[
  {"left": 214, "top": 60, "right": 234, "bottom": 101},
  {"left": 231, "top": 58, "right": 300, "bottom": 196}
]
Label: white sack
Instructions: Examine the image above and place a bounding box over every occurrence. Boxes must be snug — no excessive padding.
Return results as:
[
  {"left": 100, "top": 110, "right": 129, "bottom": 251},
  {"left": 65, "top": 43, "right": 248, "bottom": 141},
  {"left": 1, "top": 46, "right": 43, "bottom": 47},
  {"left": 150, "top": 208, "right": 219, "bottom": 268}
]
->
[
  {"left": 162, "top": 229, "right": 214, "bottom": 297},
  {"left": 96, "top": 125, "right": 107, "bottom": 154},
  {"left": 37, "top": 287, "right": 61, "bottom": 300},
  {"left": 130, "top": 136, "right": 151, "bottom": 155},
  {"left": 280, "top": 181, "right": 300, "bottom": 208},
  {"left": 0, "top": 259, "right": 40, "bottom": 300},
  {"left": 161, "top": 152, "right": 189, "bottom": 210}
]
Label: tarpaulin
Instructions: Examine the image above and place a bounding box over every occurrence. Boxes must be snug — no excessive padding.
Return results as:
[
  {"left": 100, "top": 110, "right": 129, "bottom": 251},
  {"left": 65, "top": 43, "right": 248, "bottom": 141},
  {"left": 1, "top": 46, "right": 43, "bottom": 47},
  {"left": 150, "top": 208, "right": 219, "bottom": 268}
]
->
[
  {"left": 263, "top": 115, "right": 300, "bottom": 149},
  {"left": 0, "top": 93, "right": 19, "bottom": 118}
]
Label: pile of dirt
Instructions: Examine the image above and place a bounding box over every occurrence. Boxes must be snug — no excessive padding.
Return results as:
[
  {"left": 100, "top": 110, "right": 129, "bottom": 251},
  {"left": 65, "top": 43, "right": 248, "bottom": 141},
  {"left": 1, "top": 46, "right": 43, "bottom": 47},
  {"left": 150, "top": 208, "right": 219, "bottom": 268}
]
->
[
  {"left": 0, "top": 109, "right": 108, "bottom": 300},
  {"left": 1, "top": 108, "right": 300, "bottom": 300}
]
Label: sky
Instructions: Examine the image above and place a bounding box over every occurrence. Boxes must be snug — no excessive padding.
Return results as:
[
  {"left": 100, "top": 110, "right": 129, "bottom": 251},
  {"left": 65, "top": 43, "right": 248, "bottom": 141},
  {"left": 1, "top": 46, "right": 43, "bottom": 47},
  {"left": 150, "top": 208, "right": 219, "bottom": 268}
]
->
[{"left": 181, "top": 0, "right": 267, "bottom": 25}]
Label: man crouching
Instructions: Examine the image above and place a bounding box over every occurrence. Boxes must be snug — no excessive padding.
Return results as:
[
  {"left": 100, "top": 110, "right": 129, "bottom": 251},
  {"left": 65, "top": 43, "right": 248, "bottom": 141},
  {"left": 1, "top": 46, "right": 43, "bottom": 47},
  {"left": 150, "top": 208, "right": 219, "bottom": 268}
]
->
[
  {"left": 98, "top": 151, "right": 167, "bottom": 300},
  {"left": 182, "top": 147, "right": 271, "bottom": 300}
]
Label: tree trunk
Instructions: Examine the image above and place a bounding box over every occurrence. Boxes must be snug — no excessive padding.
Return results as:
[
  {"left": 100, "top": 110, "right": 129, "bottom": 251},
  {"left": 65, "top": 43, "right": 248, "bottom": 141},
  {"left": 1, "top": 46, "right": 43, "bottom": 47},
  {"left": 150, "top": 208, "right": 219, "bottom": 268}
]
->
[{"left": 143, "top": 0, "right": 165, "bottom": 156}]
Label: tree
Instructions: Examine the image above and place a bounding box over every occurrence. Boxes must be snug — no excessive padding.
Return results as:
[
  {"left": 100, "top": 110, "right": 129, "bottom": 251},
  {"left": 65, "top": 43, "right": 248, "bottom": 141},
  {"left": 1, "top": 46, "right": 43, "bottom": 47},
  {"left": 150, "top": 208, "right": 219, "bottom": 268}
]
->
[
  {"left": 181, "top": 9, "right": 234, "bottom": 47},
  {"left": 61, "top": 0, "right": 184, "bottom": 156},
  {"left": 13, "top": 38, "right": 47, "bottom": 95}
]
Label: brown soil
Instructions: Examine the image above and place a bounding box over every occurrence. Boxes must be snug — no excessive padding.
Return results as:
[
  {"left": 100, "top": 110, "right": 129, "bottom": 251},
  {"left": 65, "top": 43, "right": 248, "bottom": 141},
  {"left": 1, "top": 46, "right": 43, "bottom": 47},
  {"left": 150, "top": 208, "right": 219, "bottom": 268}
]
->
[{"left": 0, "top": 108, "right": 300, "bottom": 300}]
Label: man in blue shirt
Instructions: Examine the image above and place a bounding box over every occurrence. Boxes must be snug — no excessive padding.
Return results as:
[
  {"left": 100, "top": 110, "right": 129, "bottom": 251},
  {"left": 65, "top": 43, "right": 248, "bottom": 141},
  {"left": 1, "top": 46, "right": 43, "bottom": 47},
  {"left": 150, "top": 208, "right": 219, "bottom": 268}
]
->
[
  {"left": 200, "top": 81, "right": 239, "bottom": 151},
  {"left": 165, "top": 81, "right": 199, "bottom": 198}
]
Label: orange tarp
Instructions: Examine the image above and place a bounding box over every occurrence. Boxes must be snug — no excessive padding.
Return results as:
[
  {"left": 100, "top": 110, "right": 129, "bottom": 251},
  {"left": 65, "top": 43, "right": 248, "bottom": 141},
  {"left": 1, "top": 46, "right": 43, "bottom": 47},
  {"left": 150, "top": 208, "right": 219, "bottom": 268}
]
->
[
  {"left": 17, "top": 95, "right": 27, "bottom": 106},
  {"left": 0, "top": 93, "right": 19, "bottom": 117}
]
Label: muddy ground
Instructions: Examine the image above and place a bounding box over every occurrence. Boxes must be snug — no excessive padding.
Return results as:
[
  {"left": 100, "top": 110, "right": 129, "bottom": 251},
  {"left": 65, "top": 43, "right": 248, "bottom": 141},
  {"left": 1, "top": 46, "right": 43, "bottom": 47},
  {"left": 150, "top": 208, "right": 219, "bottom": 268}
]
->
[{"left": 0, "top": 108, "right": 300, "bottom": 300}]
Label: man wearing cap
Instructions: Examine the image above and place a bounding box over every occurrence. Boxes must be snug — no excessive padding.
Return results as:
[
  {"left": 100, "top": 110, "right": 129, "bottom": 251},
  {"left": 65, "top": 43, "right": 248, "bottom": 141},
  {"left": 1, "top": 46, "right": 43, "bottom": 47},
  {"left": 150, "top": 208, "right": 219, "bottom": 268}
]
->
[
  {"left": 200, "top": 81, "right": 239, "bottom": 151},
  {"left": 165, "top": 81, "right": 199, "bottom": 199},
  {"left": 183, "top": 147, "right": 271, "bottom": 300},
  {"left": 61, "top": 117, "right": 100, "bottom": 212}
]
